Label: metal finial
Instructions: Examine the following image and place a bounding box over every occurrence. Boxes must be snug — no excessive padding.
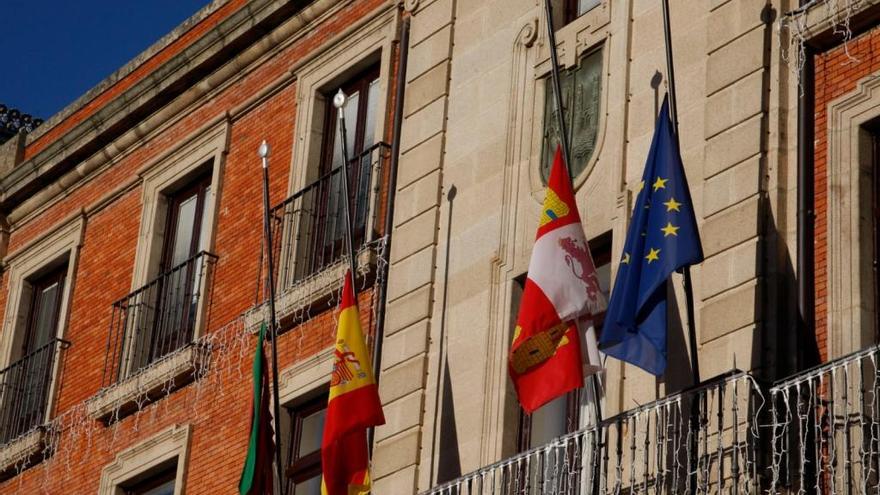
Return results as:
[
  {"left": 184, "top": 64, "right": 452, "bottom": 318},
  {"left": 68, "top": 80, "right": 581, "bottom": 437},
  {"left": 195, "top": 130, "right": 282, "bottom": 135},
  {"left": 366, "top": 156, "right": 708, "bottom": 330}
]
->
[{"left": 333, "top": 89, "right": 347, "bottom": 110}]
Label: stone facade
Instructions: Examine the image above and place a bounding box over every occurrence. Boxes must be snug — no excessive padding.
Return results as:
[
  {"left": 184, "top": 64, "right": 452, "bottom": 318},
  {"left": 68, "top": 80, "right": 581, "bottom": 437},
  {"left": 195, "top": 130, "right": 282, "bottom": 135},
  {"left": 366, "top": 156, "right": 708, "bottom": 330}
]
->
[{"left": 0, "top": 0, "right": 878, "bottom": 493}]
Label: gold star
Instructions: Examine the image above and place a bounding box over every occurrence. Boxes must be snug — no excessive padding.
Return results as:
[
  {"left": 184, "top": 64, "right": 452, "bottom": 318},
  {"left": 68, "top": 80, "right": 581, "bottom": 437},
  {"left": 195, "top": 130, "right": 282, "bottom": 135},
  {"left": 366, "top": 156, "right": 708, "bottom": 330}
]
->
[
  {"left": 652, "top": 176, "right": 668, "bottom": 191},
  {"left": 661, "top": 222, "right": 680, "bottom": 237},
  {"left": 636, "top": 181, "right": 645, "bottom": 193},
  {"left": 645, "top": 248, "right": 661, "bottom": 263},
  {"left": 621, "top": 252, "right": 631, "bottom": 264},
  {"left": 663, "top": 197, "right": 682, "bottom": 212}
]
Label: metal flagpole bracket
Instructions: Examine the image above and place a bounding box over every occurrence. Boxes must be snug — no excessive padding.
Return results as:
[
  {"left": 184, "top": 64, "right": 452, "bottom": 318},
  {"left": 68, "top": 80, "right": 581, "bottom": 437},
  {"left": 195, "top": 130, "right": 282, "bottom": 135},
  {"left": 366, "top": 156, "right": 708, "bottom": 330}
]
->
[{"left": 333, "top": 89, "right": 360, "bottom": 299}]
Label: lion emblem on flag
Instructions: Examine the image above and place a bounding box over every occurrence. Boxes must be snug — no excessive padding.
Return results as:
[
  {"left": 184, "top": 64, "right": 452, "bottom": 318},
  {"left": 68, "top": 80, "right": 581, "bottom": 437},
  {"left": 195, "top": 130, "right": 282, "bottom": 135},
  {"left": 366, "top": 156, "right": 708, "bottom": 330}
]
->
[{"left": 558, "top": 236, "right": 602, "bottom": 308}]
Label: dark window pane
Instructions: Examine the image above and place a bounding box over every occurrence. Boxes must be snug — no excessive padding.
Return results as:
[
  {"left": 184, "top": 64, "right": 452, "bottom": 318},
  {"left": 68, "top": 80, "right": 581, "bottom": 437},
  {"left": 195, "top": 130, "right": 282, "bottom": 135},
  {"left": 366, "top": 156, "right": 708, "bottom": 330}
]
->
[
  {"left": 287, "top": 395, "right": 328, "bottom": 493},
  {"left": 170, "top": 194, "right": 198, "bottom": 267},
  {"left": 529, "top": 394, "right": 568, "bottom": 447},
  {"left": 578, "top": 0, "right": 600, "bottom": 15},
  {"left": 363, "top": 79, "right": 380, "bottom": 149},
  {"left": 30, "top": 281, "right": 61, "bottom": 351},
  {"left": 124, "top": 465, "right": 177, "bottom": 495},
  {"left": 297, "top": 408, "right": 326, "bottom": 456}
]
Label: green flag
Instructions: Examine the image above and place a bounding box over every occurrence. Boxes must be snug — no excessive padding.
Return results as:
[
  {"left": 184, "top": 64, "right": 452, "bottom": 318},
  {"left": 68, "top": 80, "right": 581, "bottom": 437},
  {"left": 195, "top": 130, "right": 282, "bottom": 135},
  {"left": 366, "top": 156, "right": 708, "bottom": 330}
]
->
[{"left": 239, "top": 322, "right": 275, "bottom": 495}]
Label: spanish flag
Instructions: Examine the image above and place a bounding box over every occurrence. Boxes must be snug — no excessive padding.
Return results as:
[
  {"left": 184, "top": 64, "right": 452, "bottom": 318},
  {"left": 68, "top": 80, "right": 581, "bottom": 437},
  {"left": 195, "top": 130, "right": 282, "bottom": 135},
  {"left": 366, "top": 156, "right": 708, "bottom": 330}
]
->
[
  {"left": 509, "top": 146, "right": 606, "bottom": 413},
  {"left": 321, "top": 271, "right": 385, "bottom": 495}
]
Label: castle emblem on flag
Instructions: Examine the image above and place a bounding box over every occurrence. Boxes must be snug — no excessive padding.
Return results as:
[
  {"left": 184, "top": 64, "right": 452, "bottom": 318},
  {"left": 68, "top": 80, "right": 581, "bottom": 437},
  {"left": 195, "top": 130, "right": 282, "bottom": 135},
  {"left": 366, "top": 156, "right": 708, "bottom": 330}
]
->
[{"left": 540, "top": 188, "right": 570, "bottom": 226}]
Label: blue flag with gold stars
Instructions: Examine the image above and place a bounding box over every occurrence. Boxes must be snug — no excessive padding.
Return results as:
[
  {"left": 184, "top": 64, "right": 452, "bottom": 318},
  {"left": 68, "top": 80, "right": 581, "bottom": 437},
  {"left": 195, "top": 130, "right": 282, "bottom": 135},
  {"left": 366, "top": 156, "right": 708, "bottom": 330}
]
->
[{"left": 598, "top": 97, "right": 703, "bottom": 376}]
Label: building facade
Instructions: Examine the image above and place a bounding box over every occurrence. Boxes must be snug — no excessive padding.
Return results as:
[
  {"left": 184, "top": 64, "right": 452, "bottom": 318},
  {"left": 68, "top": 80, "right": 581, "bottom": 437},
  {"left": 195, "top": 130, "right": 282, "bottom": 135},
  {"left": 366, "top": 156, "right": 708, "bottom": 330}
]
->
[{"left": 0, "top": 0, "right": 879, "bottom": 493}]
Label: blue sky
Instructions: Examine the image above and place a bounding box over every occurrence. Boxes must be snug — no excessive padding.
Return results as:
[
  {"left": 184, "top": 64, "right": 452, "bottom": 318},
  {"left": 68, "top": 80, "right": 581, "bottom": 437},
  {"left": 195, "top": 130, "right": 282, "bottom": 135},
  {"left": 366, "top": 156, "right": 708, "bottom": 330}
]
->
[{"left": 1, "top": 0, "right": 209, "bottom": 120}]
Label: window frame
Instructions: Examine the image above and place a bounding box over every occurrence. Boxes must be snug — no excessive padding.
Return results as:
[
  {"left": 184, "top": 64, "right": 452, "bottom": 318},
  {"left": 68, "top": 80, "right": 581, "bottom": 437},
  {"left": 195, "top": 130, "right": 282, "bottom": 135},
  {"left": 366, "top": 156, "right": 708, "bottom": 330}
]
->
[
  {"left": 286, "top": 395, "right": 327, "bottom": 491},
  {"left": 159, "top": 171, "right": 212, "bottom": 273},
  {"left": 20, "top": 265, "right": 67, "bottom": 357},
  {"left": 98, "top": 424, "right": 191, "bottom": 495},
  {"left": 122, "top": 463, "right": 177, "bottom": 495}
]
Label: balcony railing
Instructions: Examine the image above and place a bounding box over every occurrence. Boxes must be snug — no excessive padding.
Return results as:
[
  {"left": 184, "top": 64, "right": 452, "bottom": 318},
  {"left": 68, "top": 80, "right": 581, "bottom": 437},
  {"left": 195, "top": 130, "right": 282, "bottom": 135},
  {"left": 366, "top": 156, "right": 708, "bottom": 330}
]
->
[
  {"left": 271, "top": 142, "right": 391, "bottom": 291},
  {"left": 0, "top": 338, "right": 68, "bottom": 444},
  {"left": 769, "top": 346, "right": 880, "bottom": 493},
  {"left": 424, "top": 371, "right": 763, "bottom": 494},
  {"left": 102, "top": 251, "right": 217, "bottom": 387}
]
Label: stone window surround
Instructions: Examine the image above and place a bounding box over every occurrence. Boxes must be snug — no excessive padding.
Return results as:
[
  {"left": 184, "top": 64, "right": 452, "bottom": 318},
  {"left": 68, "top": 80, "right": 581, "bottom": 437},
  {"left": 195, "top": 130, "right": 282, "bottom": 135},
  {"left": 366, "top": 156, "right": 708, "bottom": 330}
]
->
[
  {"left": 277, "top": 347, "right": 333, "bottom": 473},
  {"left": 826, "top": 72, "right": 880, "bottom": 358},
  {"left": 529, "top": 0, "right": 611, "bottom": 198},
  {"left": 132, "top": 117, "right": 229, "bottom": 290},
  {"left": 0, "top": 213, "right": 83, "bottom": 418},
  {"left": 98, "top": 423, "right": 192, "bottom": 495},
  {"left": 288, "top": 7, "right": 396, "bottom": 198},
  {"left": 283, "top": 7, "right": 397, "bottom": 282}
]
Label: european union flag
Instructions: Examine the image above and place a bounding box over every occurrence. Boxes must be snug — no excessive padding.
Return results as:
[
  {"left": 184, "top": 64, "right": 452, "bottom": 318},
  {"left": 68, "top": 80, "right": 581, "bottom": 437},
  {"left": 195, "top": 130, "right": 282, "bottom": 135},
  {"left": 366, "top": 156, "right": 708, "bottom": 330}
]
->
[{"left": 598, "top": 97, "right": 703, "bottom": 376}]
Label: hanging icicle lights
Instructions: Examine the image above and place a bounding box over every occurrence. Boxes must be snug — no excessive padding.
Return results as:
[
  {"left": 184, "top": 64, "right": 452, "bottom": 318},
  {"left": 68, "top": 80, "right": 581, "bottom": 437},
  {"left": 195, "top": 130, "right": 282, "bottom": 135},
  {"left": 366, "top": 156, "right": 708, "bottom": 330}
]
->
[
  {"left": 779, "top": 0, "right": 858, "bottom": 89},
  {"left": 2, "top": 240, "right": 385, "bottom": 493}
]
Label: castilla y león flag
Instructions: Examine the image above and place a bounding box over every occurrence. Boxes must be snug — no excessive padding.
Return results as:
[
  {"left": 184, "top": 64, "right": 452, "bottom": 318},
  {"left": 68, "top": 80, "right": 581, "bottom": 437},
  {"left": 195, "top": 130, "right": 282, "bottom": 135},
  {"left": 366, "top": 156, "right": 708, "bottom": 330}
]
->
[
  {"left": 321, "top": 270, "right": 385, "bottom": 495},
  {"left": 509, "top": 146, "right": 606, "bottom": 413}
]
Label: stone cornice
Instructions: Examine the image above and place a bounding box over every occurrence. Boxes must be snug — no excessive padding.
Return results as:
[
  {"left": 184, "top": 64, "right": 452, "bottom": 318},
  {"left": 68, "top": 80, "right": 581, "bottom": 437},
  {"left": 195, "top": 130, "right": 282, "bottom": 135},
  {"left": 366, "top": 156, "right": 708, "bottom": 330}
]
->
[
  {"left": 0, "top": 0, "right": 313, "bottom": 211},
  {"left": 24, "top": 0, "right": 231, "bottom": 146}
]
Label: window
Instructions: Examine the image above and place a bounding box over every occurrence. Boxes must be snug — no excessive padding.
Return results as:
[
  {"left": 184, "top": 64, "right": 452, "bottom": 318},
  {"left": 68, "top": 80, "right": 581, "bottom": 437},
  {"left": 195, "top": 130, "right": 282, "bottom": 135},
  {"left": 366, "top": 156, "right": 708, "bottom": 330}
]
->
[
  {"left": 121, "top": 463, "right": 176, "bottom": 495},
  {"left": 286, "top": 396, "right": 327, "bottom": 495},
  {"left": 517, "top": 232, "right": 612, "bottom": 449},
  {"left": 541, "top": 49, "right": 603, "bottom": 183},
  {"left": 306, "top": 65, "right": 381, "bottom": 274},
  {"left": 563, "top": 0, "right": 602, "bottom": 24},
  {"left": 0, "top": 265, "right": 67, "bottom": 443},
  {"left": 99, "top": 424, "right": 190, "bottom": 495},
  {"left": 126, "top": 171, "right": 213, "bottom": 375}
]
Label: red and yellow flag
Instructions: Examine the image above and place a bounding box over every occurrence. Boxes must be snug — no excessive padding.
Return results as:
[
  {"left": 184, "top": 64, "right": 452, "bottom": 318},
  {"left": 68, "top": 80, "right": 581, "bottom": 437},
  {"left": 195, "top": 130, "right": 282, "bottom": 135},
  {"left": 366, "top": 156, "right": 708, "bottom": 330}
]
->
[
  {"left": 509, "top": 146, "right": 606, "bottom": 413},
  {"left": 321, "top": 270, "right": 385, "bottom": 495}
]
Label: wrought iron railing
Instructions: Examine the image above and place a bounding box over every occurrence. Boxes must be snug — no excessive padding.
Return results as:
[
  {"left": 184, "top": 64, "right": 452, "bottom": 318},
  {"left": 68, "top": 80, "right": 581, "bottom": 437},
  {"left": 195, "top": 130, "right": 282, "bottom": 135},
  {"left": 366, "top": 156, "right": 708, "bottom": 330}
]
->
[
  {"left": 102, "top": 251, "right": 217, "bottom": 387},
  {"left": 271, "top": 142, "right": 391, "bottom": 291},
  {"left": 769, "top": 346, "right": 880, "bottom": 493},
  {"left": 0, "top": 338, "right": 68, "bottom": 444},
  {"left": 424, "top": 371, "right": 763, "bottom": 494}
]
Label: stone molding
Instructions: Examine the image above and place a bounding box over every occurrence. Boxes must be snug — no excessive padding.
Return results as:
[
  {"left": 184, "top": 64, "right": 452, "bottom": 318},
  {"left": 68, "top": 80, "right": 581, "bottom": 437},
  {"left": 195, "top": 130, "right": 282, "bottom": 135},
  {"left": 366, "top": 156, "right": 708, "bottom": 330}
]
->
[
  {"left": 98, "top": 423, "right": 192, "bottom": 495},
  {"left": 26, "top": 0, "right": 231, "bottom": 145},
  {"left": 244, "top": 246, "right": 379, "bottom": 333},
  {"left": 0, "top": 429, "right": 49, "bottom": 477},
  {"left": 3, "top": 0, "right": 348, "bottom": 225},
  {"left": 278, "top": 347, "right": 334, "bottom": 405},
  {"left": 86, "top": 345, "right": 211, "bottom": 424},
  {"left": 825, "top": 71, "right": 880, "bottom": 357}
]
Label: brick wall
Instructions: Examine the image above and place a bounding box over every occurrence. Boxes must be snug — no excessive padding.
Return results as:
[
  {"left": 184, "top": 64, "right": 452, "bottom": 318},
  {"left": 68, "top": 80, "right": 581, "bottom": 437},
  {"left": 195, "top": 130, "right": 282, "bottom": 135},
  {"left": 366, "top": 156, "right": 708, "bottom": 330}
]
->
[
  {"left": 813, "top": 26, "right": 880, "bottom": 362},
  {"left": 0, "top": 0, "right": 393, "bottom": 492}
]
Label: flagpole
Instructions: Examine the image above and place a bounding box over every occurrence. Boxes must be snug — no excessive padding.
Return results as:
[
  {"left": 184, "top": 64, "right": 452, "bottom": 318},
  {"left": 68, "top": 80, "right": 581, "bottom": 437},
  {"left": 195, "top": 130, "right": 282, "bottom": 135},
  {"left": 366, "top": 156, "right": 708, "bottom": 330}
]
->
[
  {"left": 258, "top": 141, "right": 287, "bottom": 495},
  {"left": 333, "top": 90, "right": 360, "bottom": 297},
  {"left": 660, "top": 4, "right": 701, "bottom": 495},
  {"left": 334, "top": 90, "right": 379, "bottom": 455},
  {"left": 543, "top": 0, "right": 573, "bottom": 178},
  {"left": 660, "top": 0, "right": 700, "bottom": 386},
  {"left": 543, "top": 0, "right": 603, "bottom": 429}
]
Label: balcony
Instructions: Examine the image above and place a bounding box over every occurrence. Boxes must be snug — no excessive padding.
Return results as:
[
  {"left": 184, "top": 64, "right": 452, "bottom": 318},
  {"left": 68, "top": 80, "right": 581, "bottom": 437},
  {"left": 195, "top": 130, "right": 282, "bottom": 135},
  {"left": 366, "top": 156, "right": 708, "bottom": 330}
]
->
[
  {"left": 768, "top": 346, "right": 880, "bottom": 493},
  {"left": 266, "top": 142, "right": 390, "bottom": 321},
  {"left": 423, "top": 372, "right": 763, "bottom": 494},
  {"left": 89, "top": 252, "right": 216, "bottom": 422},
  {"left": 0, "top": 338, "right": 68, "bottom": 474}
]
